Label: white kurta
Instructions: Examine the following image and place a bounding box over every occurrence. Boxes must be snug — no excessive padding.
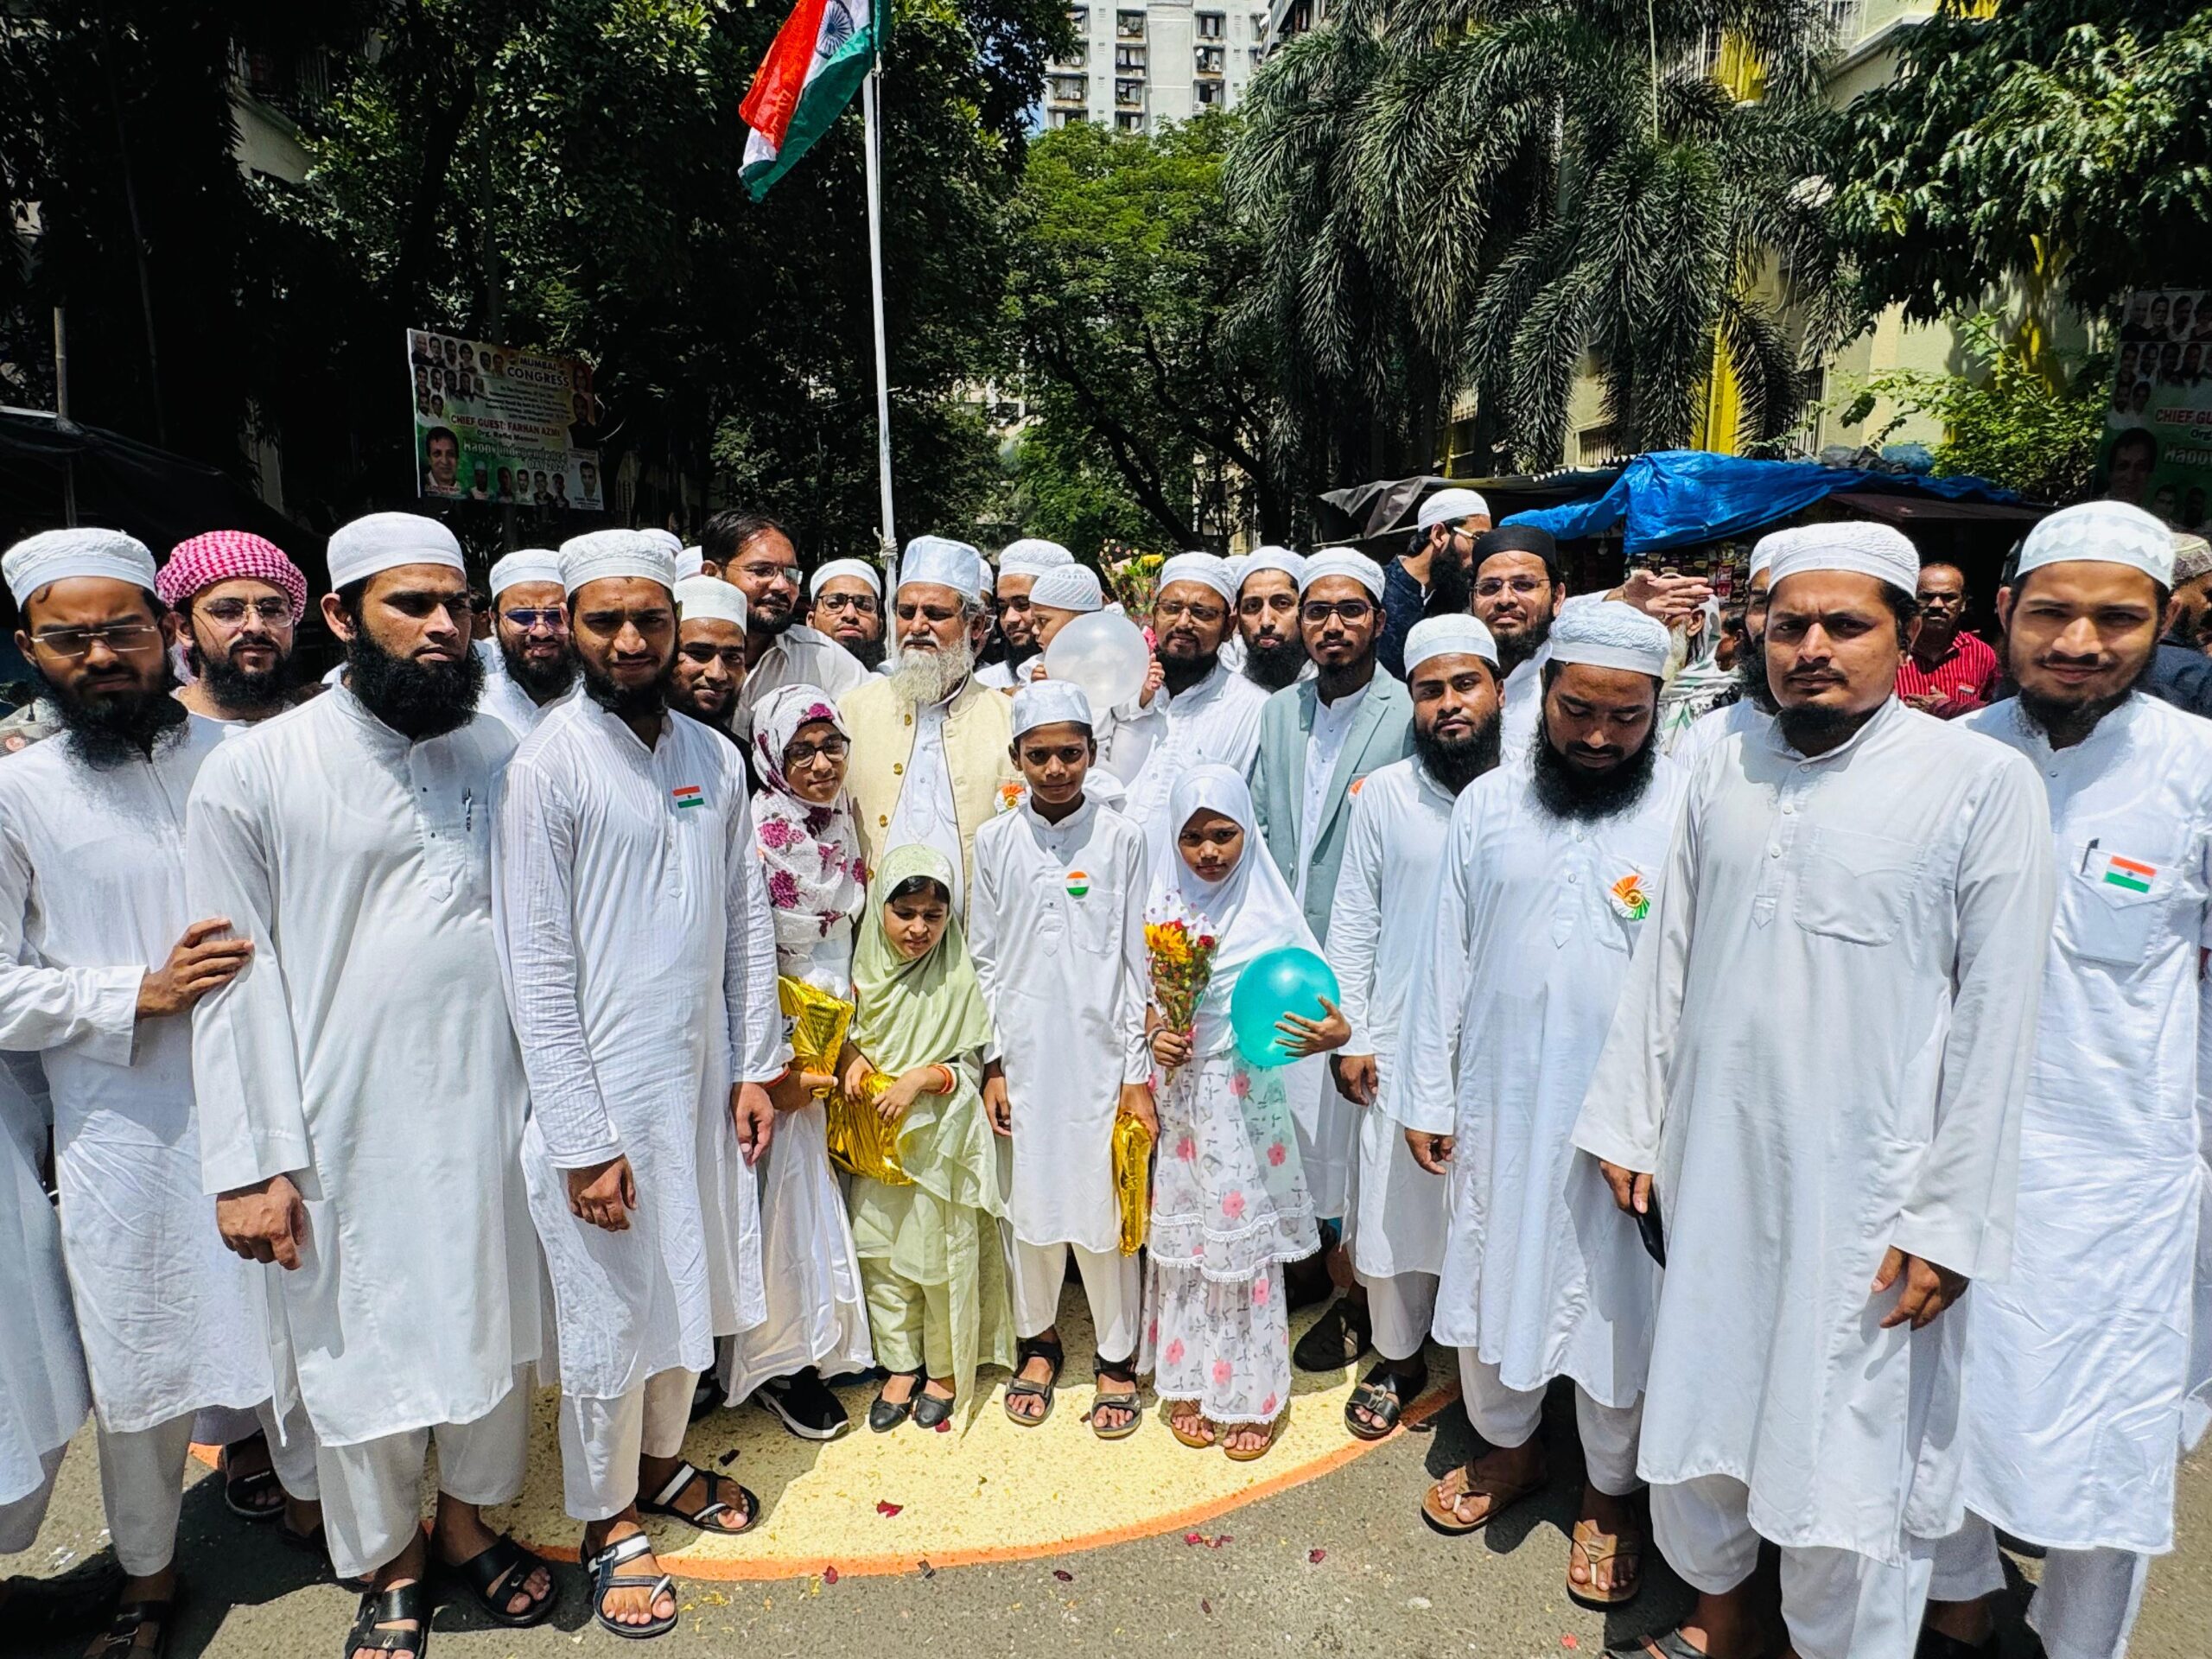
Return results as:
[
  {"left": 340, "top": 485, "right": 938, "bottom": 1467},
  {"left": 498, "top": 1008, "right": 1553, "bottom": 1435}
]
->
[
  {"left": 495, "top": 698, "right": 785, "bottom": 1402},
  {"left": 0, "top": 719, "right": 271, "bottom": 1434},
  {"left": 1120, "top": 660, "right": 1269, "bottom": 865},
  {"left": 188, "top": 689, "right": 543, "bottom": 1447},
  {"left": 1295, "top": 683, "right": 1371, "bottom": 906},
  {"left": 1956, "top": 693, "right": 2212, "bottom": 1554},
  {"left": 731, "top": 622, "right": 869, "bottom": 740},
  {"left": 1572, "top": 697, "right": 2055, "bottom": 1563},
  {"left": 1400, "top": 756, "right": 1686, "bottom": 1401},
  {"left": 478, "top": 660, "right": 561, "bottom": 738},
  {"left": 1670, "top": 695, "right": 1766, "bottom": 768},
  {"left": 1499, "top": 655, "right": 1543, "bottom": 759},
  {"left": 884, "top": 690, "right": 969, "bottom": 912},
  {"left": 969, "top": 796, "right": 1152, "bottom": 1253},
  {"left": 0, "top": 1053, "right": 89, "bottom": 1508},
  {"left": 1324, "top": 758, "right": 1458, "bottom": 1282}
]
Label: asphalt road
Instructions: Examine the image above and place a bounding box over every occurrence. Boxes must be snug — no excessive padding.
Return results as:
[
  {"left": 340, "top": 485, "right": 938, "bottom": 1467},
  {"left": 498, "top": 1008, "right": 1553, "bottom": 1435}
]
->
[{"left": 16, "top": 1387, "right": 2210, "bottom": 1659}]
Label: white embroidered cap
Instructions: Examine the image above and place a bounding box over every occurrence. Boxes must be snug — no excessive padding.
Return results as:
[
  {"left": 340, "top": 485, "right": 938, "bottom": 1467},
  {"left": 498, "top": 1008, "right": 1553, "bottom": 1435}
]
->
[
  {"left": 1403, "top": 613, "right": 1498, "bottom": 672},
  {"left": 1010, "top": 678, "right": 1094, "bottom": 737},
  {"left": 1764, "top": 522, "right": 1920, "bottom": 598},
  {"left": 559, "top": 529, "right": 677, "bottom": 595},
  {"left": 675, "top": 575, "right": 748, "bottom": 629},
  {"left": 898, "top": 535, "right": 986, "bottom": 601},
  {"left": 1547, "top": 599, "right": 1672, "bottom": 677},
  {"left": 2014, "top": 500, "right": 2176, "bottom": 588},
  {"left": 1298, "top": 550, "right": 1387, "bottom": 599},
  {"left": 327, "top": 512, "right": 466, "bottom": 590},
  {"left": 3, "top": 528, "right": 158, "bottom": 607},
  {"left": 487, "top": 549, "right": 563, "bottom": 596},
  {"left": 1156, "top": 551, "right": 1236, "bottom": 605}
]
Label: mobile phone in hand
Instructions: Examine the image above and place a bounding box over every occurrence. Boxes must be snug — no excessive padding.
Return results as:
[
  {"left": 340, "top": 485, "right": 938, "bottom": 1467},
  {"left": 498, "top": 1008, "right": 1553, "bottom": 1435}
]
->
[{"left": 1636, "top": 1183, "right": 1666, "bottom": 1268}]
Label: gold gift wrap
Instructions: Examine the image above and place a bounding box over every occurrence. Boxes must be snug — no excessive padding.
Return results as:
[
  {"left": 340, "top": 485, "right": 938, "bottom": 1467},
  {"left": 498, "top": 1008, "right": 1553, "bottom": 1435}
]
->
[
  {"left": 1112, "top": 1110, "right": 1154, "bottom": 1255},
  {"left": 778, "top": 976, "right": 853, "bottom": 1096},
  {"left": 826, "top": 1069, "right": 912, "bottom": 1186}
]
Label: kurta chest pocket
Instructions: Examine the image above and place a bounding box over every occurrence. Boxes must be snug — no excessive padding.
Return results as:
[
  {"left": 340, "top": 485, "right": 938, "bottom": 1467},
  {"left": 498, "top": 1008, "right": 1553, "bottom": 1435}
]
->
[
  {"left": 1791, "top": 825, "right": 1920, "bottom": 946},
  {"left": 2063, "top": 847, "right": 2164, "bottom": 969}
]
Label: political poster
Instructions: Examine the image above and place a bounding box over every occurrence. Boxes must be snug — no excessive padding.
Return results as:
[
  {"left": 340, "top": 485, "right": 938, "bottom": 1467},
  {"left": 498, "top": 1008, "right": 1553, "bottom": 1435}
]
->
[
  {"left": 2098, "top": 288, "right": 2212, "bottom": 536},
  {"left": 406, "top": 328, "right": 605, "bottom": 510}
]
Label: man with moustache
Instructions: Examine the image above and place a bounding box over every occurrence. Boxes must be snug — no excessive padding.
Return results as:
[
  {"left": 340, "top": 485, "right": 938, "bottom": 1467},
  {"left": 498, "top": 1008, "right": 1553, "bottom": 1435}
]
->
[
  {"left": 839, "top": 537, "right": 1017, "bottom": 912},
  {"left": 495, "top": 531, "right": 784, "bottom": 1639},
  {"left": 478, "top": 549, "right": 578, "bottom": 737},
  {"left": 1400, "top": 603, "right": 1686, "bottom": 1611},
  {"left": 161, "top": 531, "right": 311, "bottom": 725},
  {"left": 1236, "top": 547, "right": 1311, "bottom": 692},
  {"left": 1121, "top": 552, "right": 1272, "bottom": 861},
  {"left": 1922, "top": 501, "right": 2212, "bottom": 1659},
  {"left": 191, "top": 512, "right": 554, "bottom": 1659},
  {"left": 0, "top": 531, "right": 292, "bottom": 1658},
  {"left": 1380, "top": 489, "right": 1491, "bottom": 679},
  {"left": 1324, "top": 615, "right": 1502, "bottom": 1442},
  {"left": 707, "top": 511, "right": 868, "bottom": 739},
  {"left": 1573, "top": 524, "right": 2053, "bottom": 1659},
  {"left": 667, "top": 575, "right": 750, "bottom": 736},
  {"left": 1471, "top": 526, "right": 1568, "bottom": 757},
  {"left": 807, "top": 558, "right": 887, "bottom": 670},
  {"left": 978, "top": 539, "right": 1075, "bottom": 690},
  {"left": 1673, "top": 532, "right": 1779, "bottom": 763},
  {"left": 1896, "top": 562, "right": 2000, "bottom": 718}
]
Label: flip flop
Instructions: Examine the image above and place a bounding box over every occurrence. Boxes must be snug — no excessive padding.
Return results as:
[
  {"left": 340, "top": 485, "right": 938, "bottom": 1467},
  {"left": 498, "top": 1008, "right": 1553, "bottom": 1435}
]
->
[
  {"left": 220, "top": 1440, "right": 285, "bottom": 1522},
  {"left": 1420, "top": 1457, "right": 1549, "bottom": 1535},
  {"left": 441, "top": 1533, "right": 556, "bottom": 1628},
  {"left": 640, "top": 1460, "right": 757, "bottom": 1535},
  {"left": 1164, "top": 1402, "right": 1216, "bottom": 1449},
  {"left": 1004, "top": 1335, "right": 1064, "bottom": 1427},
  {"left": 1567, "top": 1514, "right": 1643, "bottom": 1607},
  {"left": 582, "top": 1531, "right": 677, "bottom": 1642}
]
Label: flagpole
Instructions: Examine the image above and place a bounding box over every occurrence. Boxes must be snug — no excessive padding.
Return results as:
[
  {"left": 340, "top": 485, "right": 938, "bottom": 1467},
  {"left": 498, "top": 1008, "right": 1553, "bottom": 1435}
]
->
[{"left": 862, "top": 52, "right": 896, "bottom": 569}]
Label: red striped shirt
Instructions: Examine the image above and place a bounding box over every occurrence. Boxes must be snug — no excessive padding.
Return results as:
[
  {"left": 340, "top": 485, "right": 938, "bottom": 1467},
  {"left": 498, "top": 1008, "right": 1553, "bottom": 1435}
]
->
[{"left": 1895, "top": 630, "right": 2001, "bottom": 715}]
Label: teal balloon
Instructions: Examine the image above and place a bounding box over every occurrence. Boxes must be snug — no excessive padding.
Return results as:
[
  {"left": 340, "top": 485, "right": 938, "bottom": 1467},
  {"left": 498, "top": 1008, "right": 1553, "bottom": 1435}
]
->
[{"left": 1229, "top": 947, "right": 1341, "bottom": 1068}]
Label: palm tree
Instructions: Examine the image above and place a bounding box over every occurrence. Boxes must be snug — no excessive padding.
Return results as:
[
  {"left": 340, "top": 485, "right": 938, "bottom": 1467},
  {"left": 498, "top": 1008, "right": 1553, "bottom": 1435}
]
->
[{"left": 1232, "top": 0, "right": 1849, "bottom": 476}]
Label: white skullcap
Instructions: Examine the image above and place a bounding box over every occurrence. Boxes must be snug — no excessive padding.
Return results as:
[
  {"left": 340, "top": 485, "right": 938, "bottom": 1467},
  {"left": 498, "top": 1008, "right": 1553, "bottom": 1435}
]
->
[
  {"left": 1157, "top": 551, "right": 1236, "bottom": 605},
  {"left": 1747, "top": 531, "right": 1783, "bottom": 582},
  {"left": 675, "top": 574, "right": 748, "bottom": 629},
  {"left": 1241, "top": 546, "right": 1306, "bottom": 589},
  {"left": 1548, "top": 600, "right": 1672, "bottom": 678},
  {"left": 487, "top": 549, "right": 563, "bottom": 595},
  {"left": 559, "top": 529, "right": 677, "bottom": 595},
  {"left": 1403, "top": 613, "right": 1498, "bottom": 672},
  {"left": 810, "top": 557, "right": 883, "bottom": 599},
  {"left": 1299, "top": 550, "right": 1387, "bottom": 599},
  {"left": 1223, "top": 555, "right": 1250, "bottom": 590},
  {"left": 1010, "top": 678, "right": 1094, "bottom": 737},
  {"left": 1417, "top": 488, "right": 1491, "bottom": 531},
  {"left": 327, "top": 512, "right": 465, "bottom": 590},
  {"left": 1764, "top": 522, "right": 1919, "bottom": 598},
  {"left": 2015, "top": 500, "right": 2175, "bottom": 588},
  {"left": 2173, "top": 532, "right": 2212, "bottom": 588},
  {"left": 677, "top": 544, "right": 706, "bottom": 581},
  {"left": 3, "top": 528, "right": 157, "bottom": 608},
  {"left": 998, "top": 538, "right": 1075, "bottom": 579},
  {"left": 641, "top": 528, "right": 683, "bottom": 556},
  {"left": 898, "top": 535, "right": 985, "bottom": 601},
  {"left": 1031, "top": 564, "right": 1104, "bottom": 613}
]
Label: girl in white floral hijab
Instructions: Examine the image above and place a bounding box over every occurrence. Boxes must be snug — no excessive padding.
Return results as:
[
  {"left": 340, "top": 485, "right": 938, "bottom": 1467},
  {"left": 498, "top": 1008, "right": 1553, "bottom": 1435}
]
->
[{"left": 751, "top": 682, "right": 869, "bottom": 992}]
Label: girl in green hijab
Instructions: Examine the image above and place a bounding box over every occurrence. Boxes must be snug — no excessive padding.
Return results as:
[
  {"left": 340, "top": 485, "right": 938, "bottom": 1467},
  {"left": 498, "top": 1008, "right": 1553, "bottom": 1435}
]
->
[{"left": 838, "top": 842, "right": 1014, "bottom": 1430}]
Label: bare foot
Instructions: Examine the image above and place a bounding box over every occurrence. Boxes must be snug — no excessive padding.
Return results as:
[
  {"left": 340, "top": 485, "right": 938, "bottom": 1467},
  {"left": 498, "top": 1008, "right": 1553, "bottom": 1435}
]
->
[{"left": 584, "top": 1515, "right": 676, "bottom": 1630}]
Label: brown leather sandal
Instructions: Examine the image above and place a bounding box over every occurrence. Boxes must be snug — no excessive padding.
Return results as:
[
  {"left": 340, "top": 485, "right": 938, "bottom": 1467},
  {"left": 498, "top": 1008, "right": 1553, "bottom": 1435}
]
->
[
  {"left": 1419, "top": 1456, "right": 1549, "bottom": 1535},
  {"left": 1567, "top": 1514, "right": 1643, "bottom": 1606}
]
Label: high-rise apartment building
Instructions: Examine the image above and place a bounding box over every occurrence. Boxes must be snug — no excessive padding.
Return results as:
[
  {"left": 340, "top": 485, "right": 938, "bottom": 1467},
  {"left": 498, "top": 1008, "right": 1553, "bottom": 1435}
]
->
[{"left": 1045, "top": 3, "right": 1271, "bottom": 132}]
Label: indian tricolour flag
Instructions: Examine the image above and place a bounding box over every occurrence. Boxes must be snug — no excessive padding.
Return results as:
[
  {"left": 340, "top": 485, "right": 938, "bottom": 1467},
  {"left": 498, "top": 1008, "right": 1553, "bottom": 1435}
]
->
[{"left": 740, "top": 0, "right": 877, "bottom": 200}]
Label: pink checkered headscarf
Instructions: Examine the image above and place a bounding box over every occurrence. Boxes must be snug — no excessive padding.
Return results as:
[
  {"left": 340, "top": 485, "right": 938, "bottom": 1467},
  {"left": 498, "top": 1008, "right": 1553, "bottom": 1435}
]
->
[{"left": 158, "top": 531, "right": 308, "bottom": 621}]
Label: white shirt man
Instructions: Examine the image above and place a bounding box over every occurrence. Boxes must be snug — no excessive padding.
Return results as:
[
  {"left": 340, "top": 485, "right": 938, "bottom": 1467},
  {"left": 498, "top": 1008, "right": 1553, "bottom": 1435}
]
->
[
  {"left": 977, "top": 538, "right": 1074, "bottom": 690},
  {"left": 478, "top": 548, "right": 575, "bottom": 737},
  {"left": 709, "top": 514, "right": 869, "bottom": 741},
  {"left": 1400, "top": 603, "right": 1686, "bottom": 1605},
  {"left": 495, "top": 531, "right": 786, "bottom": 1620},
  {"left": 0, "top": 530, "right": 289, "bottom": 1630},
  {"left": 0, "top": 1055, "right": 87, "bottom": 1563},
  {"left": 191, "top": 512, "right": 547, "bottom": 1632},
  {"left": 1924, "top": 501, "right": 2212, "bottom": 1659},
  {"left": 1571, "top": 524, "right": 2055, "bottom": 1659}
]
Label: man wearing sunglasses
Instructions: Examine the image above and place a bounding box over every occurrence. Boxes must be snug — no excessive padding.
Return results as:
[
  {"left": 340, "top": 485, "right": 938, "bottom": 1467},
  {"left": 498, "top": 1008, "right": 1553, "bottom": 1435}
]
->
[
  {"left": 479, "top": 549, "right": 577, "bottom": 737},
  {"left": 1246, "top": 550, "right": 1416, "bottom": 1371}
]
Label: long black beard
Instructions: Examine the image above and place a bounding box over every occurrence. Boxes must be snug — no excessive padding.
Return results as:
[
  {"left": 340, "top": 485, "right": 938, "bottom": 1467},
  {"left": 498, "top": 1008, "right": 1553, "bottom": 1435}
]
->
[
  {"left": 843, "top": 634, "right": 887, "bottom": 671},
  {"left": 2017, "top": 655, "right": 2154, "bottom": 747},
  {"left": 1242, "top": 636, "right": 1306, "bottom": 690},
  {"left": 1160, "top": 649, "right": 1219, "bottom": 698},
  {"left": 1414, "top": 710, "right": 1502, "bottom": 795},
  {"left": 1494, "top": 613, "right": 1554, "bottom": 675},
  {"left": 582, "top": 657, "right": 671, "bottom": 722},
  {"left": 1426, "top": 554, "right": 1472, "bottom": 619},
  {"left": 1736, "top": 639, "right": 1778, "bottom": 713},
  {"left": 499, "top": 637, "right": 577, "bottom": 703},
  {"left": 192, "top": 637, "right": 300, "bottom": 717},
  {"left": 1776, "top": 702, "right": 1876, "bottom": 753},
  {"left": 998, "top": 640, "right": 1040, "bottom": 674},
  {"left": 39, "top": 662, "right": 190, "bottom": 771},
  {"left": 346, "top": 627, "right": 485, "bottom": 741},
  {"left": 1529, "top": 729, "right": 1658, "bottom": 821}
]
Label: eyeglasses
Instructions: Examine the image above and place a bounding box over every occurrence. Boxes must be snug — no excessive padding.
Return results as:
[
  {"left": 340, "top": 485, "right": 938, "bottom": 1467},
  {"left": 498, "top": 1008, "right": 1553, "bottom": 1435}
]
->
[
  {"left": 1156, "top": 598, "right": 1225, "bottom": 625},
  {"left": 1474, "top": 575, "right": 1549, "bottom": 598},
  {"left": 784, "top": 735, "right": 850, "bottom": 766},
  {"left": 199, "top": 596, "right": 294, "bottom": 626},
  {"left": 1239, "top": 593, "right": 1297, "bottom": 616},
  {"left": 29, "top": 622, "right": 162, "bottom": 658},
  {"left": 501, "top": 607, "right": 569, "bottom": 632},
  {"left": 894, "top": 601, "right": 963, "bottom": 625},
  {"left": 1300, "top": 598, "right": 1373, "bottom": 625},
  {"left": 737, "top": 562, "right": 800, "bottom": 588},
  {"left": 815, "top": 591, "right": 879, "bottom": 614}
]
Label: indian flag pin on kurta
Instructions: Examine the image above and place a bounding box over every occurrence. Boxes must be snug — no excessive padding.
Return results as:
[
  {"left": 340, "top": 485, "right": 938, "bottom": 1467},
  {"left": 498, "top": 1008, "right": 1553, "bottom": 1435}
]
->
[
  {"left": 1065, "top": 870, "right": 1090, "bottom": 899},
  {"left": 2103, "top": 853, "right": 2155, "bottom": 893},
  {"left": 672, "top": 784, "right": 704, "bottom": 810}
]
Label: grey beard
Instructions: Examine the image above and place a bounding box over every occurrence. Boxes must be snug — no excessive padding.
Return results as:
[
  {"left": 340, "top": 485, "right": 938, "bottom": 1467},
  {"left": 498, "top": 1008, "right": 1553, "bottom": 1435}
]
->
[{"left": 890, "top": 635, "right": 976, "bottom": 705}]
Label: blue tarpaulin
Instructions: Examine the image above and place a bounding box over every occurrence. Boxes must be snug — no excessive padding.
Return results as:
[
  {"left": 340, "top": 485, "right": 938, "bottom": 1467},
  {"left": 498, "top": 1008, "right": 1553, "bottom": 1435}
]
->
[{"left": 1502, "top": 450, "right": 2021, "bottom": 558}]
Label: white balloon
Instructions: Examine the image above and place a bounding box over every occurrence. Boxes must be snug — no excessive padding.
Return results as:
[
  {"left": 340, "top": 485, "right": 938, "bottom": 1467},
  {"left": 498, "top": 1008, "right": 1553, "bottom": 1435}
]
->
[{"left": 1042, "top": 610, "right": 1151, "bottom": 715}]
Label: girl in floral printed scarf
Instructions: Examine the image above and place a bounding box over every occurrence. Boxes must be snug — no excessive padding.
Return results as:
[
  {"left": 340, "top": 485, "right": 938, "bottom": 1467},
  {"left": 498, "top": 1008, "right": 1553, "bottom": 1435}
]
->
[{"left": 750, "top": 682, "right": 869, "bottom": 994}]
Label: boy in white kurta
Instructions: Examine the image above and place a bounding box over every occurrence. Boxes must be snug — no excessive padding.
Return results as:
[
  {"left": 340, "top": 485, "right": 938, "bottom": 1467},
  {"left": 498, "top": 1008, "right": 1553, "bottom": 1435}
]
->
[
  {"left": 1572, "top": 526, "right": 2055, "bottom": 1659},
  {"left": 495, "top": 532, "right": 786, "bottom": 1638},
  {"left": 1325, "top": 615, "right": 1502, "bottom": 1439},
  {"left": 1925, "top": 502, "right": 2212, "bottom": 1659},
  {"left": 971, "top": 682, "right": 1155, "bottom": 1436}
]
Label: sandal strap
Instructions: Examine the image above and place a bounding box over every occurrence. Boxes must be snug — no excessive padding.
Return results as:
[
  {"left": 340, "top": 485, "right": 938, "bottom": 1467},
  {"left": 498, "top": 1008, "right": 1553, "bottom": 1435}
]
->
[
  {"left": 588, "top": 1531, "right": 659, "bottom": 1577},
  {"left": 646, "top": 1459, "right": 704, "bottom": 1511},
  {"left": 1570, "top": 1518, "right": 1642, "bottom": 1563},
  {"left": 1004, "top": 1377, "right": 1052, "bottom": 1398}
]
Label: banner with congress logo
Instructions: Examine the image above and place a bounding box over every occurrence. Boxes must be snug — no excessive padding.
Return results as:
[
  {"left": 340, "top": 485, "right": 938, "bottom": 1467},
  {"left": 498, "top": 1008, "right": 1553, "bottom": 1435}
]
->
[
  {"left": 2099, "top": 289, "right": 2212, "bottom": 535},
  {"left": 407, "top": 328, "right": 605, "bottom": 510}
]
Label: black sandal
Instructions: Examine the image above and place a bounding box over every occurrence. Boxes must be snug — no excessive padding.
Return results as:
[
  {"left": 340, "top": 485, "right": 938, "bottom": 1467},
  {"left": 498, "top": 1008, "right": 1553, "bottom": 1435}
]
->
[
  {"left": 1344, "top": 1360, "right": 1423, "bottom": 1440},
  {"left": 343, "top": 1580, "right": 429, "bottom": 1658},
  {"left": 582, "top": 1531, "right": 677, "bottom": 1642},
  {"left": 1089, "top": 1357, "right": 1144, "bottom": 1440},
  {"left": 640, "top": 1459, "right": 758, "bottom": 1535},
  {"left": 869, "top": 1368, "right": 925, "bottom": 1433},
  {"left": 220, "top": 1437, "right": 284, "bottom": 1522},
  {"left": 90, "top": 1590, "right": 180, "bottom": 1659},
  {"left": 1292, "top": 1294, "right": 1372, "bottom": 1372},
  {"left": 441, "top": 1533, "right": 555, "bottom": 1628},
  {"left": 1003, "top": 1335, "right": 1064, "bottom": 1427}
]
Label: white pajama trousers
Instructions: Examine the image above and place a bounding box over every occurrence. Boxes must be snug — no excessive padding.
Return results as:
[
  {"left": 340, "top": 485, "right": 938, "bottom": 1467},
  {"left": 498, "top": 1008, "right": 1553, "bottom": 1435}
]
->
[
  {"left": 0, "top": 1446, "right": 68, "bottom": 1556},
  {"left": 193, "top": 1397, "right": 321, "bottom": 1498},
  {"left": 1365, "top": 1271, "right": 1437, "bottom": 1365},
  {"left": 1650, "top": 1473, "right": 1935, "bottom": 1659},
  {"left": 557, "top": 1368, "right": 696, "bottom": 1524},
  {"left": 316, "top": 1381, "right": 530, "bottom": 1582},
  {"left": 1929, "top": 1513, "right": 2151, "bottom": 1659},
  {"left": 1007, "top": 1238, "right": 1142, "bottom": 1363},
  {"left": 1456, "top": 1351, "right": 1642, "bottom": 1497}
]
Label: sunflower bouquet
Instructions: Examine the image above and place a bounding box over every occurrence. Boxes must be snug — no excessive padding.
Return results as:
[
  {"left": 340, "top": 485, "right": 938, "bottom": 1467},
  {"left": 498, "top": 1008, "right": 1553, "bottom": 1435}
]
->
[{"left": 1144, "top": 890, "right": 1219, "bottom": 1069}]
